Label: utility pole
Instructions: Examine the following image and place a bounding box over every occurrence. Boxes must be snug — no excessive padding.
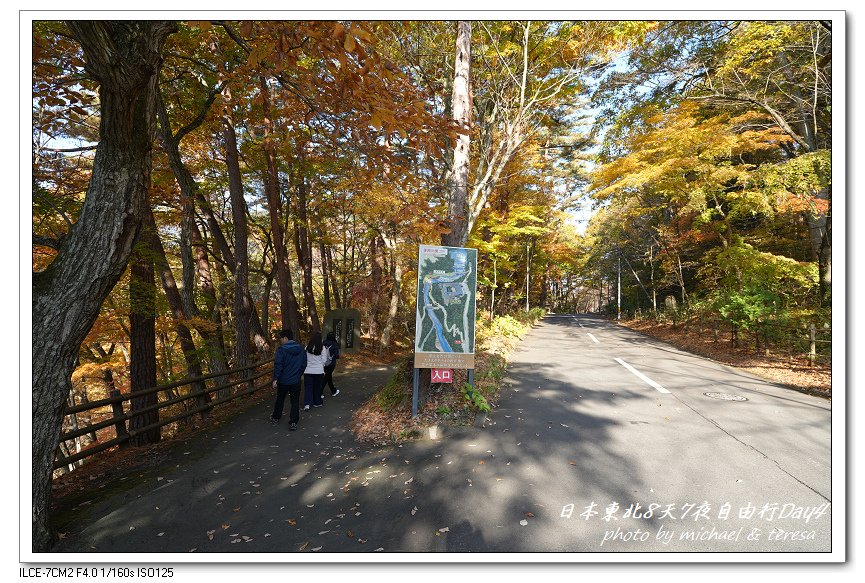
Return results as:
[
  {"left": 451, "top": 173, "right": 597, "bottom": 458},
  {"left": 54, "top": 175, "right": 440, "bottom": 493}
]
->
[
  {"left": 525, "top": 241, "right": 530, "bottom": 313},
  {"left": 617, "top": 255, "right": 621, "bottom": 322}
]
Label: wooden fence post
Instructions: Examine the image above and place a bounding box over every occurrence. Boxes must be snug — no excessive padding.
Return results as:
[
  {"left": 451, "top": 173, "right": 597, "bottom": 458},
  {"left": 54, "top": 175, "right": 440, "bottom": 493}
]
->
[
  {"left": 809, "top": 323, "right": 816, "bottom": 367},
  {"left": 110, "top": 388, "right": 131, "bottom": 447}
]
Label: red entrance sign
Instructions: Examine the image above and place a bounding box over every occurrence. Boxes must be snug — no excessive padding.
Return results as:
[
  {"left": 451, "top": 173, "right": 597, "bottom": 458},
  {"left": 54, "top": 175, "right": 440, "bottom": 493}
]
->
[{"left": 431, "top": 369, "right": 453, "bottom": 383}]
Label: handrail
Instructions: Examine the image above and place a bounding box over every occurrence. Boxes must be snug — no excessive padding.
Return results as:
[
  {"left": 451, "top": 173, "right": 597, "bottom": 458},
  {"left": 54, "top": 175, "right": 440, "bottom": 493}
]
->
[
  {"left": 62, "top": 358, "right": 272, "bottom": 415},
  {"left": 54, "top": 358, "right": 274, "bottom": 471},
  {"left": 58, "top": 368, "right": 272, "bottom": 442}
]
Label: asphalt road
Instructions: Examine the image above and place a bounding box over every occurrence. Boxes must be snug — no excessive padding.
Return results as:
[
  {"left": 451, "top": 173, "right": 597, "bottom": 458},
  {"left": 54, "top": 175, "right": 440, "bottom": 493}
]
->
[{"left": 51, "top": 314, "right": 833, "bottom": 557}]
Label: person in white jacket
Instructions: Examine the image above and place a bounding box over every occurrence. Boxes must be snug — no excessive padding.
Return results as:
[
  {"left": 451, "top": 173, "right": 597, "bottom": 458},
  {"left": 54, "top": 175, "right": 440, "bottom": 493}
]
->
[{"left": 303, "top": 332, "right": 331, "bottom": 410}]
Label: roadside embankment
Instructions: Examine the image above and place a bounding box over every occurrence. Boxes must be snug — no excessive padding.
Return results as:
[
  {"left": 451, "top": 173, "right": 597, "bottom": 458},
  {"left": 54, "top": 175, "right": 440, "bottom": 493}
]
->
[{"left": 619, "top": 318, "right": 831, "bottom": 399}]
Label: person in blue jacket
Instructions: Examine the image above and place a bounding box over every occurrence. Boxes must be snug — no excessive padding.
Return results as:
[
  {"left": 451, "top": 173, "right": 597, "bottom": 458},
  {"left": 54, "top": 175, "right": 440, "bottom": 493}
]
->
[{"left": 270, "top": 329, "right": 308, "bottom": 431}]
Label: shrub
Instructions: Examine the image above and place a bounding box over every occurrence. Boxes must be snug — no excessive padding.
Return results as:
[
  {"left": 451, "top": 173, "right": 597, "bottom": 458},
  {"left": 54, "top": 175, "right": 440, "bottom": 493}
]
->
[
  {"left": 460, "top": 383, "right": 491, "bottom": 413},
  {"left": 487, "top": 315, "right": 525, "bottom": 338}
]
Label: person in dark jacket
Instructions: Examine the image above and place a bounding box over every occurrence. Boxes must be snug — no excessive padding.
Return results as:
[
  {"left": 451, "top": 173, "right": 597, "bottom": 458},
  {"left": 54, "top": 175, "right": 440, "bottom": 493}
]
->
[
  {"left": 271, "top": 330, "right": 308, "bottom": 431},
  {"left": 323, "top": 331, "right": 341, "bottom": 396}
]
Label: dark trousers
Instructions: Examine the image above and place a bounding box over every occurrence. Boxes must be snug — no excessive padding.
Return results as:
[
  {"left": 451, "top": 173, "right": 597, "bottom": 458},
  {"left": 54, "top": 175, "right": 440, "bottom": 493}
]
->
[
  {"left": 304, "top": 373, "right": 324, "bottom": 406},
  {"left": 324, "top": 363, "right": 337, "bottom": 394},
  {"left": 272, "top": 382, "right": 301, "bottom": 423}
]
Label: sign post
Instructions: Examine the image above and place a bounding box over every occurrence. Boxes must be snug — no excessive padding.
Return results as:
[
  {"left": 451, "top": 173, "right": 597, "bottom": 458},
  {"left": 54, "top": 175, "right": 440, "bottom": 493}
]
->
[{"left": 413, "top": 245, "right": 478, "bottom": 417}]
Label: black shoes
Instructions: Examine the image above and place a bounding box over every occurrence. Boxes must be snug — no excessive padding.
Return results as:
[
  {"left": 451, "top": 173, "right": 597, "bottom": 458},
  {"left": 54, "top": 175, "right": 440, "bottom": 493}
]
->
[
  {"left": 269, "top": 417, "right": 279, "bottom": 425},
  {"left": 289, "top": 423, "right": 298, "bottom": 431},
  {"left": 331, "top": 389, "right": 340, "bottom": 396}
]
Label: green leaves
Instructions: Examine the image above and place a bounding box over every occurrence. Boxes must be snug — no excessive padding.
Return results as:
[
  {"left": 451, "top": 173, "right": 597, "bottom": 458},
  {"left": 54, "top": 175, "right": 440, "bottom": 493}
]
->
[
  {"left": 699, "top": 238, "right": 819, "bottom": 319},
  {"left": 460, "top": 383, "right": 491, "bottom": 413}
]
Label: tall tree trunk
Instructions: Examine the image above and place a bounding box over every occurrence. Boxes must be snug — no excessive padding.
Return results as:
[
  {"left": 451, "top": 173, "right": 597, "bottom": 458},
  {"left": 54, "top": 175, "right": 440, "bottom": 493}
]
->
[
  {"left": 320, "top": 237, "right": 332, "bottom": 314},
  {"left": 368, "top": 235, "right": 384, "bottom": 341},
  {"left": 807, "top": 202, "right": 831, "bottom": 305},
  {"left": 291, "top": 156, "right": 321, "bottom": 333},
  {"left": 222, "top": 113, "right": 252, "bottom": 371},
  {"left": 128, "top": 220, "right": 161, "bottom": 446},
  {"left": 189, "top": 216, "right": 231, "bottom": 390},
  {"left": 442, "top": 20, "right": 472, "bottom": 248},
  {"left": 196, "top": 190, "right": 269, "bottom": 356},
  {"left": 260, "top": 77, "right": 302, "bottom": 338},
  {"left": 144, "top": 208, "right": 211, "bottom": 415},
  {"left": 156, "top": 88, "right": 230, "bottom": 388},
  {"left": 31, "top": 21, "right": 175, "bottom": 552},
  {"left": 261, "top": 268, "right": 274, "bottom": 337},
  {"left": 380, "top": 234, "right": 402, "bottom": 351}
]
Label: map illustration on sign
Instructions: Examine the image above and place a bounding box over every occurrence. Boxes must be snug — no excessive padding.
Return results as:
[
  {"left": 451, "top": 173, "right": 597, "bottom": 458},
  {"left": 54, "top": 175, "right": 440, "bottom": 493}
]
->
[{"left": 414, "top": 245, "right": 478, "bottom": 369}]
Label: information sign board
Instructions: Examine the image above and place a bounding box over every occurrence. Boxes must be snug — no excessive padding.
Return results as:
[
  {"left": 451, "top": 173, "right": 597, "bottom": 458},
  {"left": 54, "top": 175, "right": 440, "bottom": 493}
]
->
[{"left": 414, "top": 245, "right": 478, "bottom": 369}]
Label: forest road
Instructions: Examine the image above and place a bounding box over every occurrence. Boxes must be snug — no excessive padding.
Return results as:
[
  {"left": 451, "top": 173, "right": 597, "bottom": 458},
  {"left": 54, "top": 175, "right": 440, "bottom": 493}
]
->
[{"left": 50, "top": 314, "right": 833, "bottom": 557}]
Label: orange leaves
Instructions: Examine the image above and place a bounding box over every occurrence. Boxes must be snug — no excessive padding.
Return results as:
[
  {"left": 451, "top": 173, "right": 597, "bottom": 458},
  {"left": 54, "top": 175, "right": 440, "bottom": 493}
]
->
[
  {"left": 331, "top": 22, "right": 372, "bottom": 55},
  {"left": 344, "top": 35, "right": 356, "bottom": 53},
  {"left": 187, "top": 20, "right": 212, "bottom": 32}
]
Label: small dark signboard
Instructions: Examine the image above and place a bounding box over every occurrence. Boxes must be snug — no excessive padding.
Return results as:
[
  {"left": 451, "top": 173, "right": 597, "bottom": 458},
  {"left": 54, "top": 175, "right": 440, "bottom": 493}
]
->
[{"left": 323, "top": 308, "right": 362, "bottom": 354}]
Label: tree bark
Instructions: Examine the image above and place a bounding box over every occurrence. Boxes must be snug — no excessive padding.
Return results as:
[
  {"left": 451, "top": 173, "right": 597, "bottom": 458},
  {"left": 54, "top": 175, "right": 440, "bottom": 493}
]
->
[
  {"left": 380, "top": 233, "right": 402, "bottom": 350},
  {"left": 442, "top": 21, "right": 472, "bottom": 248},
  {"left": 320, "top": 237, "right": 332, "bottom": 314},
  {"left": 260, "top": 77, "right": 302, "bottom": 338},
  {"left": 154, "top": 90, "right": 228, "bottom": 399},
  {"left": 368, "top": 235, "right": 384, "bottom": 341},
  {"left": 128, "top": 218, "right": 161, "bottom": 446},
  {"left": 291, "top": 154, "right": 321, "bottom": 333},
  {"left": 31, "top": 20, "right": 175, "bottom": 552},
  {"left": 195, "top": 184, "right": 269, "bottom": 356},
  {"left": 144, "top": 208, "right": 211, "bottom": 414},
  {"left": 222, "top": 113, "right": 253, "bottom": 371}
]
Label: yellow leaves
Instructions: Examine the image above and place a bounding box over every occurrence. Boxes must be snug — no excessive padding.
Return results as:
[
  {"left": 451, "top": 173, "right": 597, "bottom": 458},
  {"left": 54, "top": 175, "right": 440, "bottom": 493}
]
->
[
  {"left": 592, "top": 98, "right": 794, "bottom": 207},
  {"left": 352, "top": 26, "right": 373, "bottom": 44},
  {"left": 344, "top": 35, "right": 356, "bottom": 53},
  {"left": 71, "top": 362, "right": 107, "bottom": 383}
]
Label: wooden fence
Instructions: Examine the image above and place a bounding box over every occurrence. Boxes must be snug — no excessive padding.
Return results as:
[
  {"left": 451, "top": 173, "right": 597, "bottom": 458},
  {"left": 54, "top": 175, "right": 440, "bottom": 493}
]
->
[
  {"left": 53, "top": 358, "right": 274, "bottom": 472},
  {"left": 690, "top": 318, "right": 829, "bottom": 366}
]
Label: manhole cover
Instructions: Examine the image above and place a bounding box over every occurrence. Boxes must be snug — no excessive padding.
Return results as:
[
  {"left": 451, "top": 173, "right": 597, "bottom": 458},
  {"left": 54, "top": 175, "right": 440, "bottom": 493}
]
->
[{"left": 703, "top": 392, "right": 748, "bottom": 401}]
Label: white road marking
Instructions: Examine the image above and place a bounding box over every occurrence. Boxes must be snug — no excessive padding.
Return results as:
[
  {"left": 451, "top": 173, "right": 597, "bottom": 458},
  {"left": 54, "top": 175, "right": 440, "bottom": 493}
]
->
[
  {"left": 572, "top": 316, "right": 584, "bottom": 328},
  {"left": 587, "top": 333, "right": 600, "bottom": 344},
  {"left": 614, "top": 358, "right": 671, "bottom": 394}
]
